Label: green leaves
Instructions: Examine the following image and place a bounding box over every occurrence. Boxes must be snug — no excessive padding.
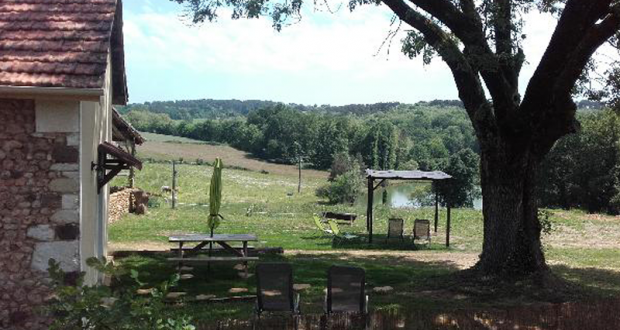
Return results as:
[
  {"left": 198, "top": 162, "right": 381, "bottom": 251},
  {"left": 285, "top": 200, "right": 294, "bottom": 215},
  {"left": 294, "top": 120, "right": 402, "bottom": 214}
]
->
[
  {"left": 174, "top": 0, "right": 301, "bottom": 31},
  {"left": 401, "top": 30, "right": 437, "bottom": 65},
  {"left": 44, "top": 257, "right": 194, "bottom": 330}
]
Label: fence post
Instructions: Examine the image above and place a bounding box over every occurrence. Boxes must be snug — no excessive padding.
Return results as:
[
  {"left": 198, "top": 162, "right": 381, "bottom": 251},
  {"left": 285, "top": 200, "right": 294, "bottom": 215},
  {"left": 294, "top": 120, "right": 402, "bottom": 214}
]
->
[
  {"left": 128, "top": 142, "right": 136, "bottom": 188},
  {"left": 446, "top": 204, "right": 451, "bottom": 247},
  {"left": 298, "top": 156, "right": 302, "bottom": 194},
  {"left": 172, "top": 161, "right": 177, "bottom": 209}
]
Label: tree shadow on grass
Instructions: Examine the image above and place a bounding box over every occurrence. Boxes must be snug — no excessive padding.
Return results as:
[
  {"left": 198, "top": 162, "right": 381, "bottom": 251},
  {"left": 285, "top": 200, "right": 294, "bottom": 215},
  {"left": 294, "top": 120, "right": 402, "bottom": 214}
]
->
[
  {"left": 115, "top": 252, "right": 620, "bottom": 329},
  {"left": 550, "top": 264, "right": 620, "bottom": 297},
  {"left": 330, "top": 233, "right": 445, "bottom": 251}
]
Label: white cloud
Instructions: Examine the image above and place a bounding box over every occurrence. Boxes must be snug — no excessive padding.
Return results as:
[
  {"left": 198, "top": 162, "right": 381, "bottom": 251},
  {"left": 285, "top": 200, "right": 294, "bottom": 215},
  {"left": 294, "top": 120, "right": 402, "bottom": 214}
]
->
[
  {"left": 123, "top": 2, "right": 459, "bottom": 104},
  {"left": 126, "top": 6, "right": 428, "bottom": 74},
  {"left": 123, "top": 2, "right": 610, "bottom": 104}
]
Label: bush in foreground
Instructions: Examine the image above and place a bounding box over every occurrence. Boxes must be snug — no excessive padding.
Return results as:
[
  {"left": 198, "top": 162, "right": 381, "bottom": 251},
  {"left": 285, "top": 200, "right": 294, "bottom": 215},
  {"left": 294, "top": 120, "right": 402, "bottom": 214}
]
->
[{"left": 43, "top": 258, "right": 195, "bottom": 330}]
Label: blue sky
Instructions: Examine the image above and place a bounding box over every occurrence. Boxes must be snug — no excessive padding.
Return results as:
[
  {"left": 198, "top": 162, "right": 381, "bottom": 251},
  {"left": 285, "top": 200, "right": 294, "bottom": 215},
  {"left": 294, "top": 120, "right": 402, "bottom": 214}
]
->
[{"left": 123, "top": 0, "right": 558, "bottom": 105}]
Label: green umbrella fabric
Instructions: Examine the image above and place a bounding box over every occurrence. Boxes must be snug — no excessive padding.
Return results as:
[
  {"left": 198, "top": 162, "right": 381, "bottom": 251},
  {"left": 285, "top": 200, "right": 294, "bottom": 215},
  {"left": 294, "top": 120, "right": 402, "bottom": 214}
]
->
[{"left": 207, "top": 158, "right": 223, "bottom": 236}]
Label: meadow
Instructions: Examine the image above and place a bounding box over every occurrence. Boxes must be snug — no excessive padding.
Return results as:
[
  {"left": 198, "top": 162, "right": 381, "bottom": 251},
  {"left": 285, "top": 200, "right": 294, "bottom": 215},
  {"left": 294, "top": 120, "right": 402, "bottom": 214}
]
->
[
  {"left": 108, "top": 139, "right": 620, "bottom": 326},
  {"left": 136, "top": 132, "right": 327, "bottom": 178}
]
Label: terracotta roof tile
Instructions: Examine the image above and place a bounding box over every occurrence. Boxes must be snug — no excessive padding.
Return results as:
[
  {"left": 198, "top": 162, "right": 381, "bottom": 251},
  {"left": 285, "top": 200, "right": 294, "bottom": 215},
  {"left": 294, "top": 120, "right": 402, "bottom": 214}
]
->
[{"left": 0, "top": 0, "right": 125, "bottom": 93}]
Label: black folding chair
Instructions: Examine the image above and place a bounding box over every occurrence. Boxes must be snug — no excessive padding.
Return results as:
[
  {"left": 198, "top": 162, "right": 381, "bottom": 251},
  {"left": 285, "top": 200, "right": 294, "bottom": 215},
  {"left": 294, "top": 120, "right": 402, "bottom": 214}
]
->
[
  {"left": 325, "top": 265, "right": 368, "bottom": 314},
  {"left": 254, "top": 263, "right": 300, "bottom": 329}
]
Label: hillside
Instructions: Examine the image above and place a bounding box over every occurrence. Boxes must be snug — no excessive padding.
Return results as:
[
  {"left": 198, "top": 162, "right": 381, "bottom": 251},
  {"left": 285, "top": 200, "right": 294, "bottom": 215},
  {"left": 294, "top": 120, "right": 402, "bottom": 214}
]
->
[
  {"left": 118, "top": 98, "right": 602, "bottom": 121},
  {"left": 137, "top": 132, "right": 327, "bottom": 178}
]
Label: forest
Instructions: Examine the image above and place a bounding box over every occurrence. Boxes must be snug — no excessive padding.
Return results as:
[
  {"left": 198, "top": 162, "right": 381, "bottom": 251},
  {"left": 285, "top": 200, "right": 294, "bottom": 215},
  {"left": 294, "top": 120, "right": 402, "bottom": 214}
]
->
[{"left": 122, "top": 100, "right": 619, "bottom": 214}]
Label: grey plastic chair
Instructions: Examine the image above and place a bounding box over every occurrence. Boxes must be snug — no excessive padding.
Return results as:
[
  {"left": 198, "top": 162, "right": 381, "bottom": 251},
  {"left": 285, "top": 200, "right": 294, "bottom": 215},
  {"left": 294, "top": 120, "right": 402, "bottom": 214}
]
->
[
  {"left": 386, "top": 218, "right": 404, "bottom": 242},
  {"left": 325, "top": 265, "right": 368, "bottom": 314},
  {"left": 413, "top": 219, "right": 431, "bottom": 247}
]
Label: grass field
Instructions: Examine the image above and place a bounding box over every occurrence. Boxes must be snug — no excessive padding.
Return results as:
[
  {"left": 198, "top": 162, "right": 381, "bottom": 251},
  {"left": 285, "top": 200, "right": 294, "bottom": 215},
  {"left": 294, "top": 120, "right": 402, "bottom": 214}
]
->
[
  {"left": 137, "top": 132, "right": 327, "bottom": 178},
  {"left": 108, "top": 138, "right": 620, "bottom": 326},
  {"left": 140, "top": 132, "right": 210, "bottom": 144}
]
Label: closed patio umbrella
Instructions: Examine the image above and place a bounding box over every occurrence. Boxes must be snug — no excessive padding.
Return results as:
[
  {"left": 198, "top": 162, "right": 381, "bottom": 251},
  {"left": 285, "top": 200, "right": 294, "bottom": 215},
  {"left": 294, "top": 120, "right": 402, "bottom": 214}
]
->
[
  {"left": 207, "top": 158, "right": 223, "bottom": 237},
  {"left": 207, "top": 158, "right": 223, "bottom": 271}
]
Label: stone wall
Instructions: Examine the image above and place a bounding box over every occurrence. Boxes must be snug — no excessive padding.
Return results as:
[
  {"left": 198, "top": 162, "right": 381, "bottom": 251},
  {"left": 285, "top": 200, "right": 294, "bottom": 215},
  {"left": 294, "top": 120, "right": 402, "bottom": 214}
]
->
[{"left": 0, "top": 98, "right": 81, "bottom": 329}]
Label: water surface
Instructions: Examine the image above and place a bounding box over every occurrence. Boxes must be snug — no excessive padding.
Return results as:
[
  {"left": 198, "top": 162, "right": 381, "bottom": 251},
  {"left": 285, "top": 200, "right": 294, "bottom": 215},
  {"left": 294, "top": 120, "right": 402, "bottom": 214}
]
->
[{"left": 357, "top": 183, "right": 482, "bottom": 210}]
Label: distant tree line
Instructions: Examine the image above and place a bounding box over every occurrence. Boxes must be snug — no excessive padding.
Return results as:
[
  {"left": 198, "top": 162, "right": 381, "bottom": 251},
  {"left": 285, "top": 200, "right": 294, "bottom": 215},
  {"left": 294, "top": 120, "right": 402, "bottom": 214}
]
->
[
  {"left": 119, "top": 99, "right": 460, "bottom": 119},
  {"left": 124, "top": 100, "right": 617, "bottom": 213}
]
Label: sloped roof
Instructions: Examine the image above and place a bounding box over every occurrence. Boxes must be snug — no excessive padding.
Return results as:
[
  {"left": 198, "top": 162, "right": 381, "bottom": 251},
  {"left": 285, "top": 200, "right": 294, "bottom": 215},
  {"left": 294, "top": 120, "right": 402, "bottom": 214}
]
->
[
  {"left": 366, "top": 169, "right": 452, "bottom": 181},
  {"left": 112, "top": 107, "right": 144, "bottom": 145},
  {"left": 0, "top": 0, "right": 128, "bottom": 104}
]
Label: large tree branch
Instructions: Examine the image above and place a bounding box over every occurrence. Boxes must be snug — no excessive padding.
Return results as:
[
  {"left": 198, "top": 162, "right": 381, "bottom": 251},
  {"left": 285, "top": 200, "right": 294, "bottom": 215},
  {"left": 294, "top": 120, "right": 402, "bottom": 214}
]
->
[
  {"left": 407, "top": 0, "right": 518, "bottom": 125},
  {"left": 406, "top": 0, "right": 483, "bottom": 47},
  {"left": 523, "top": 1, "right": 620, "bottom": 157},
  {"left": 555, "top": 6, "right": 620, "bottom": 95},
  {"left": 493, "top": 0, "right": 521, "bottom": 90},
  {"left": 381, "top": 0, "right": 497, "bottom": 139},
  {"left": 493, "top": 0, "right": 512, "bottom": 56},
  {"left": 459, "top": 0, "right": 476, "bottom": 16},
  {"left": 522, "top": 0, "right": 614, "bottom": 110}
]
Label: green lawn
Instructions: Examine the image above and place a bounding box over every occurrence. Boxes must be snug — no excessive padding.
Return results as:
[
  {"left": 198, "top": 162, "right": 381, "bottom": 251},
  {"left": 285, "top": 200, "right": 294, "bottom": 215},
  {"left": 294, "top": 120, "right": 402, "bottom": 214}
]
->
[
  {"left": 111, "top": 162, "right": 484, "bottom": 251},
  {"left": 109, "top": 161, "right": 620, "bottom": 326}
]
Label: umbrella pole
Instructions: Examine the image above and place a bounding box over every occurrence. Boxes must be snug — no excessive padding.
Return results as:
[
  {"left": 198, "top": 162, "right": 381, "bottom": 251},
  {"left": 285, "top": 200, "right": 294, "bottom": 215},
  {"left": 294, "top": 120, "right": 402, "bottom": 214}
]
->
[{"left": 208, "top": 226, "right": 214, "bottom": 272}]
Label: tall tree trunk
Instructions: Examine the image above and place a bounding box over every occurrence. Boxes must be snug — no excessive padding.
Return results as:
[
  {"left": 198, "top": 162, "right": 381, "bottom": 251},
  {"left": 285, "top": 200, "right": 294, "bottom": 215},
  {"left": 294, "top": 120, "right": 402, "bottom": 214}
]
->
[{"left": 476, "top": 145, "right": 548, "bottom": 275}]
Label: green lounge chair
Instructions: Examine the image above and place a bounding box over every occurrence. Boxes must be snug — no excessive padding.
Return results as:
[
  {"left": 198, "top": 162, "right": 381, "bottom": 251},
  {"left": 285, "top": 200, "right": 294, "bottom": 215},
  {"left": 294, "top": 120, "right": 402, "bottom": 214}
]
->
[
  {"left": 313, "top": 214, "right": 333, "bottom": 237},
  {"left": 328, "top": 220, "right": 358, "bottom": 245}
]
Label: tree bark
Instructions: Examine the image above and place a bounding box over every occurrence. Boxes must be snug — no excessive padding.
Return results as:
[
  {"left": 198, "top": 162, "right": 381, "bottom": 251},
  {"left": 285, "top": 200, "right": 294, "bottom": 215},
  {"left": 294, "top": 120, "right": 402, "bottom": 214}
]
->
[{"left": 476, "top": 143, "right": 548, "bottom": 275}]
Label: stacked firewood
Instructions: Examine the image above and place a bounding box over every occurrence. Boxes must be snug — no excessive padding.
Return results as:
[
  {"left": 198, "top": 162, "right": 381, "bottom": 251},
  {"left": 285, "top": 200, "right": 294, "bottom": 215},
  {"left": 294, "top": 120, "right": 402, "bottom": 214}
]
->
[{"left": 109, "top": 188, "right": 148, "bottom": 223}]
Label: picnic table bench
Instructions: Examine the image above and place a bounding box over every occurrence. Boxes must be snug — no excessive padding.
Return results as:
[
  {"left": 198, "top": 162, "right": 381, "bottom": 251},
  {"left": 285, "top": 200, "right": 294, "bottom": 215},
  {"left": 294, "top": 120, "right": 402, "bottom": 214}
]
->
[
  {"left": 322, "top": 212, "right": 357, "bottom": 225},
  {"left": 167, "top": 234, "right": 259, "bottom": 275}
]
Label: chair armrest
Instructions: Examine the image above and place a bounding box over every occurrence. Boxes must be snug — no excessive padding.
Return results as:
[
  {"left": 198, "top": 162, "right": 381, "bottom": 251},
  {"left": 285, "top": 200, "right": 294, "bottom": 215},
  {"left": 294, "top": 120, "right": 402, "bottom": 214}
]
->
[
  {"left": 323, "top": 292, "right": 328, "bottom": 314},
  {"left": 294, "top": 292, "right": 301, "bottom": 314}
]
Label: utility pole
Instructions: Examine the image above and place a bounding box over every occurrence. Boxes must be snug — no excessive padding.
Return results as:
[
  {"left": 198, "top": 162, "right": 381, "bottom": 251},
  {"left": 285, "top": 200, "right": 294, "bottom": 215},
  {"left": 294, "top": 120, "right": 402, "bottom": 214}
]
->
[{"left": 294, "top": 141, "right": 302, "bottom": 194}]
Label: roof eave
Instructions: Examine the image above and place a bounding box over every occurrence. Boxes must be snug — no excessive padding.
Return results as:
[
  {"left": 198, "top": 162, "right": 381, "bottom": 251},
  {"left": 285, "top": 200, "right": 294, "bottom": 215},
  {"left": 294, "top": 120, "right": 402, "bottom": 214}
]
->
[
  {"left": 0, "top": 85, "right": 103, "bottom": 101},
  {"left": 110, "top": 0, "right": 128, "bottom": 106}
]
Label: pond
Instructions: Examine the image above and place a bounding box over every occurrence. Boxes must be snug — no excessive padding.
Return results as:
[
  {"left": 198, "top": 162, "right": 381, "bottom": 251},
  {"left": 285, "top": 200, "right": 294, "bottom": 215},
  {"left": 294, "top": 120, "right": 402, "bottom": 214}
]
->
[
  {"left": 202, "top": 297, "right": 620, "bottom": 329},
  {"left": 356, "top": 182, "right": 483, "bottom": 210}
]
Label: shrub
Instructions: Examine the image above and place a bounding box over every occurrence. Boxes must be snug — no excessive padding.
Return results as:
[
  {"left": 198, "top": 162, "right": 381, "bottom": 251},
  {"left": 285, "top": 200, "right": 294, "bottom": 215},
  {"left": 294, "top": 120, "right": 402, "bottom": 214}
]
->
[
  {"left": 43, "top": 258, "right": 195, "bottom": 330},
  {"left": 328, "top": 152, "right": 365, "bottom": 181},
  {"left": 317, "top": 163, "right": 364, "bottom": 204},
  {"left": 147, "top": 196, "right": 162, "bottom": 209}
]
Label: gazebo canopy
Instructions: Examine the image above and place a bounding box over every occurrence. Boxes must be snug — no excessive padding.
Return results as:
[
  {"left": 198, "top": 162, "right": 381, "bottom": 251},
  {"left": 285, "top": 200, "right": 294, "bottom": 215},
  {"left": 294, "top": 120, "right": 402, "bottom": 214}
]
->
[
  {"left": 365, "top": 169, "right": 453, "bottom": 245},
  {"left": 366, "top": 170, "right": 452, "bottom": 181}
]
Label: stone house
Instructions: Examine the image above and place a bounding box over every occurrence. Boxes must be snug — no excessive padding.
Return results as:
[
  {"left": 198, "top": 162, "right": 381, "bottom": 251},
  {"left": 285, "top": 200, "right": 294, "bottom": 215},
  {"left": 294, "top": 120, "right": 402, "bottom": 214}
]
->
[{"left": 0, "top": 1, "right": 138, "bottom": 329}]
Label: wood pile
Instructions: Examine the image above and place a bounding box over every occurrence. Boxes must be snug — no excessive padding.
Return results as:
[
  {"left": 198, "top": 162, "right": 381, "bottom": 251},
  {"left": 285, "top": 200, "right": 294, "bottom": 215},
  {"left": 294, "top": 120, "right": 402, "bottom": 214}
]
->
[{"left": 109, "top": 188, "right": 147, "bottom": 223}]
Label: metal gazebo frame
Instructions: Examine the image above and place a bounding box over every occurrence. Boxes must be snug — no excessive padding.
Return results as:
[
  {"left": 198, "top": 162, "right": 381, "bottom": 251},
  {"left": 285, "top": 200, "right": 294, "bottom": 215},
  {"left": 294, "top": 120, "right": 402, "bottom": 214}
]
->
[{"left": 365, "top": 170, "right": 453, "bottom": 246}]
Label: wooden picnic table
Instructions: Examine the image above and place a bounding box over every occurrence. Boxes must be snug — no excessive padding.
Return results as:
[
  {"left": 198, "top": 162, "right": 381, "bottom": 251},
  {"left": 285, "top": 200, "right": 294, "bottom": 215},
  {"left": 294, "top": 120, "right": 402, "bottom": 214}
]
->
[{"left": 167, "top": 234, "right": 259, "bottom": 275}]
